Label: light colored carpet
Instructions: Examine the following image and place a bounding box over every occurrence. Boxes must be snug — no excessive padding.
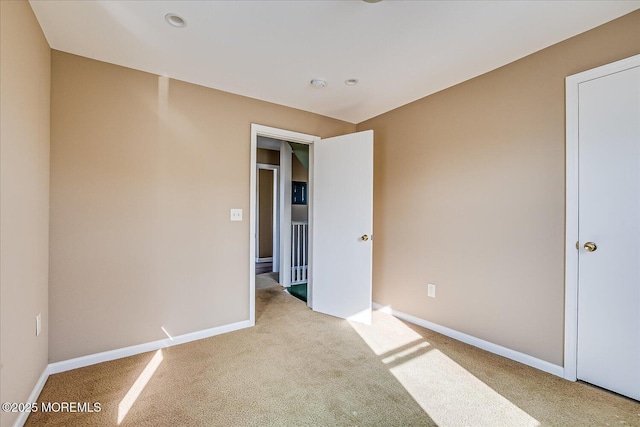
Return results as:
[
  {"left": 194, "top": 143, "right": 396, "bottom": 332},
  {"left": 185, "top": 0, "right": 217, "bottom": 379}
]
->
[
  {"left": 27, "top": 288, "right": 640, "bottom": 426},
  {"left": 255, "top": 272, "right": 279, "bottom": 290}
]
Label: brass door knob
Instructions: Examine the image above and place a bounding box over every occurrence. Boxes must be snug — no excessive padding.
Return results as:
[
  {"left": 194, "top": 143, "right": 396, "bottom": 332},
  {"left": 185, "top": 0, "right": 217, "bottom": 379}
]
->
[
  {"left": 361, "top": 235, "right": 369, "bottom": 241},
  {"left": 583, "top": 242, "right": 597, "bottom": 252}
]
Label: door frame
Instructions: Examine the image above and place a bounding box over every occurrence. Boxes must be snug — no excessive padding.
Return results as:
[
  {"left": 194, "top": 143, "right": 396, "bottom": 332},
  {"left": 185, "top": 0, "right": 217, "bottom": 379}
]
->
[
  {"left": 564, "top": 54, "right": 640, "bottom": 381},
  {"left": 250, "top": 124, "right": 320, "bottom": 324},
  {"left": 256, "top": 163, "right": 279, "bottom": 268}
]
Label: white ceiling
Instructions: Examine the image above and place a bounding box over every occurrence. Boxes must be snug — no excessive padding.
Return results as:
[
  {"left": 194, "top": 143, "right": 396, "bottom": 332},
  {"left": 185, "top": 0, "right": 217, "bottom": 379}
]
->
[{"left": 30, "top": 1, "right": 639, "bottom": 124}]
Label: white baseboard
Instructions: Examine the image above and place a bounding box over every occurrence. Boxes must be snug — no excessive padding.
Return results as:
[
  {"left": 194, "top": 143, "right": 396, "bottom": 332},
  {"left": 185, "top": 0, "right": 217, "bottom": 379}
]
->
[
  {"left": 372, "top": 302, "right": 564, "bottom": 378},
  {"left": 13, "top": 366, "right": 49, "bottom": 427},
  {"left": 49, "top": 319, "right": 253, "bottom": 375},
  {"left": 13, "top": 319, "right": 254, "bottom": 426}
]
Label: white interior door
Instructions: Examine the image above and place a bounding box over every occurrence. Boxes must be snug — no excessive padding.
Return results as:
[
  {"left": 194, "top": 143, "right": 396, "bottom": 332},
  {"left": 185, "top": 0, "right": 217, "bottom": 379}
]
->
[
  {"left": 311, "top": 130, "right": 373, "bottom": 324},
  {"left": 577, "top": 63, "right": 640, "bottom": 400}
]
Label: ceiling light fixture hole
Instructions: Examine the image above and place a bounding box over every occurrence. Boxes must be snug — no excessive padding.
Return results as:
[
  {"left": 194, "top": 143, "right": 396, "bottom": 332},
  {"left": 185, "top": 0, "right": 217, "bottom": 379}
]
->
[
  {"left": 165, "top": 13, "right": 187, "bottom": 28},
  {"left": 345, "top": 79, "right": 359, "bottom": 86}
]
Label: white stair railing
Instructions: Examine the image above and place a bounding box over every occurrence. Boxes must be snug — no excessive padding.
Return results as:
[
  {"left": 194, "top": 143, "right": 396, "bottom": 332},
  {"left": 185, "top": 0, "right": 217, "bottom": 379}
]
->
[{"left": 291, "top": 221, "right": 308, "bottom": 285}]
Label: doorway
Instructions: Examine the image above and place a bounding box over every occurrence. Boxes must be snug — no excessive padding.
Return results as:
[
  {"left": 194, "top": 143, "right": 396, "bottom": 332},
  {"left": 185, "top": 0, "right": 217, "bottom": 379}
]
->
[
  {"left": 249, "top": 125, "right": 319, "bottom": 325},
  {"left": 254, "top": 139, "right": 309, "bottom": 302},
  {"left": 564, "top": 54, "right": 640, "bottom": 400},
  {"left": 288, "top": 142, "right": 310, "bottom": 302},
  {"left": 249, "top": 124, "right": 375, "bottom": 326},
  {"left": 256, "top": 163, "right": 279, "bottom": 275},
  {"left": 255, "top": 154, "right": 280, "bottom": 281}
]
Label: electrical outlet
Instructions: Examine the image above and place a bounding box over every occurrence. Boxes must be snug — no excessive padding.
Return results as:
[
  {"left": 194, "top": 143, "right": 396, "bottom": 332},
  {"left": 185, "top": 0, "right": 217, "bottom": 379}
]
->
[
  {"left": 36, "top": 313, "right": 41, "bottom": 336},
  {"left": 427, "top": 283, "right": 436, "bottom": 298},
  {"left": 230, "top": 209, "right": 243, "bottom": 221}
]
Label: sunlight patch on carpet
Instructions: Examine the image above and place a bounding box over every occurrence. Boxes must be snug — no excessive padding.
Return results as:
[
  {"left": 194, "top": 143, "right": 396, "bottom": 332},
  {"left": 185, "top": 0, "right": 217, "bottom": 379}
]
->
[
  {"left": 350, "top": 310, "right": 540, "bottom": 426},
  {"left": 349, "top": 311, "right": 423, "bottom": 355},
  {"left": 390, "top": 348, "right": 540, "bottom": 426},
  {"left": 118, "top": 349, "right": 164, "bottom": 424},
  {"left": 346, "top": 308, "right": 372, "bottom": 325},
  {"left": 382, "top": 341, "right": 431, "bottom": 364}
]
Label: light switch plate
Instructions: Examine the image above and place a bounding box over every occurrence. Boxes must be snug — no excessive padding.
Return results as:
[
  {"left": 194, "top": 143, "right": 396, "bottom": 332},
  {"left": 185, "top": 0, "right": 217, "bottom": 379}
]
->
[
  {"left": 230, "top": 209, "right": 243, "bottom": 221},
  {"left": 427, "top": 283, "right": 436, "bottom": 298}
]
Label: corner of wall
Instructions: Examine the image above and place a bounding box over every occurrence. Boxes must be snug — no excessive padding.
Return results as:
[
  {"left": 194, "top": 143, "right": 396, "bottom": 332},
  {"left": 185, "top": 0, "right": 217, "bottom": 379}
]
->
[{"left": 0, "top": 1, "right": 51, "bottom": 426}]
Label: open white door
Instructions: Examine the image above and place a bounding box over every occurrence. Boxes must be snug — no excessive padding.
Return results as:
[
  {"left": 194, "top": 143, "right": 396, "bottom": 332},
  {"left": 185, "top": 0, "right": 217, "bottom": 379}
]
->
[{"left": 311, "top": 130, "right": 373, "bottom": 324}]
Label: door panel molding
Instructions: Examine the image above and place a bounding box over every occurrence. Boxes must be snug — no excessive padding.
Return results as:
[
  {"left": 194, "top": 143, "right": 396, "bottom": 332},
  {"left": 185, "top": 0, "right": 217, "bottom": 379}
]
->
[{"left": 564, "top": 54, "right": 640, "bottom": 382}]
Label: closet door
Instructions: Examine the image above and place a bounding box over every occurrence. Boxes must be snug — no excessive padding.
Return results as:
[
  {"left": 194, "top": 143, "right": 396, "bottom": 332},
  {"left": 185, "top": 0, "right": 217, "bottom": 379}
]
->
[{"left": 576, "top": 61, "right": 640, "bottom": 400}]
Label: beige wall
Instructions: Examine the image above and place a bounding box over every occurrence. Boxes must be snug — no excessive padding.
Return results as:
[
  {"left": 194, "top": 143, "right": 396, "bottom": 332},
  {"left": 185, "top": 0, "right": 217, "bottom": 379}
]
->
[
  {"left": 49, "top": 51, "right": 355, "bottom": 362},
  {"left": 0, "top": 1, "right": 51, "bottom": 426},
  {"left": 291, "top": 153, "right": 307, "bottom": 182},
  {"left": 357, "top": 10, "right": 640, "bottom": 365},
  {"left": 257, "top": 148, "right": 279, "bottom": 165}
]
